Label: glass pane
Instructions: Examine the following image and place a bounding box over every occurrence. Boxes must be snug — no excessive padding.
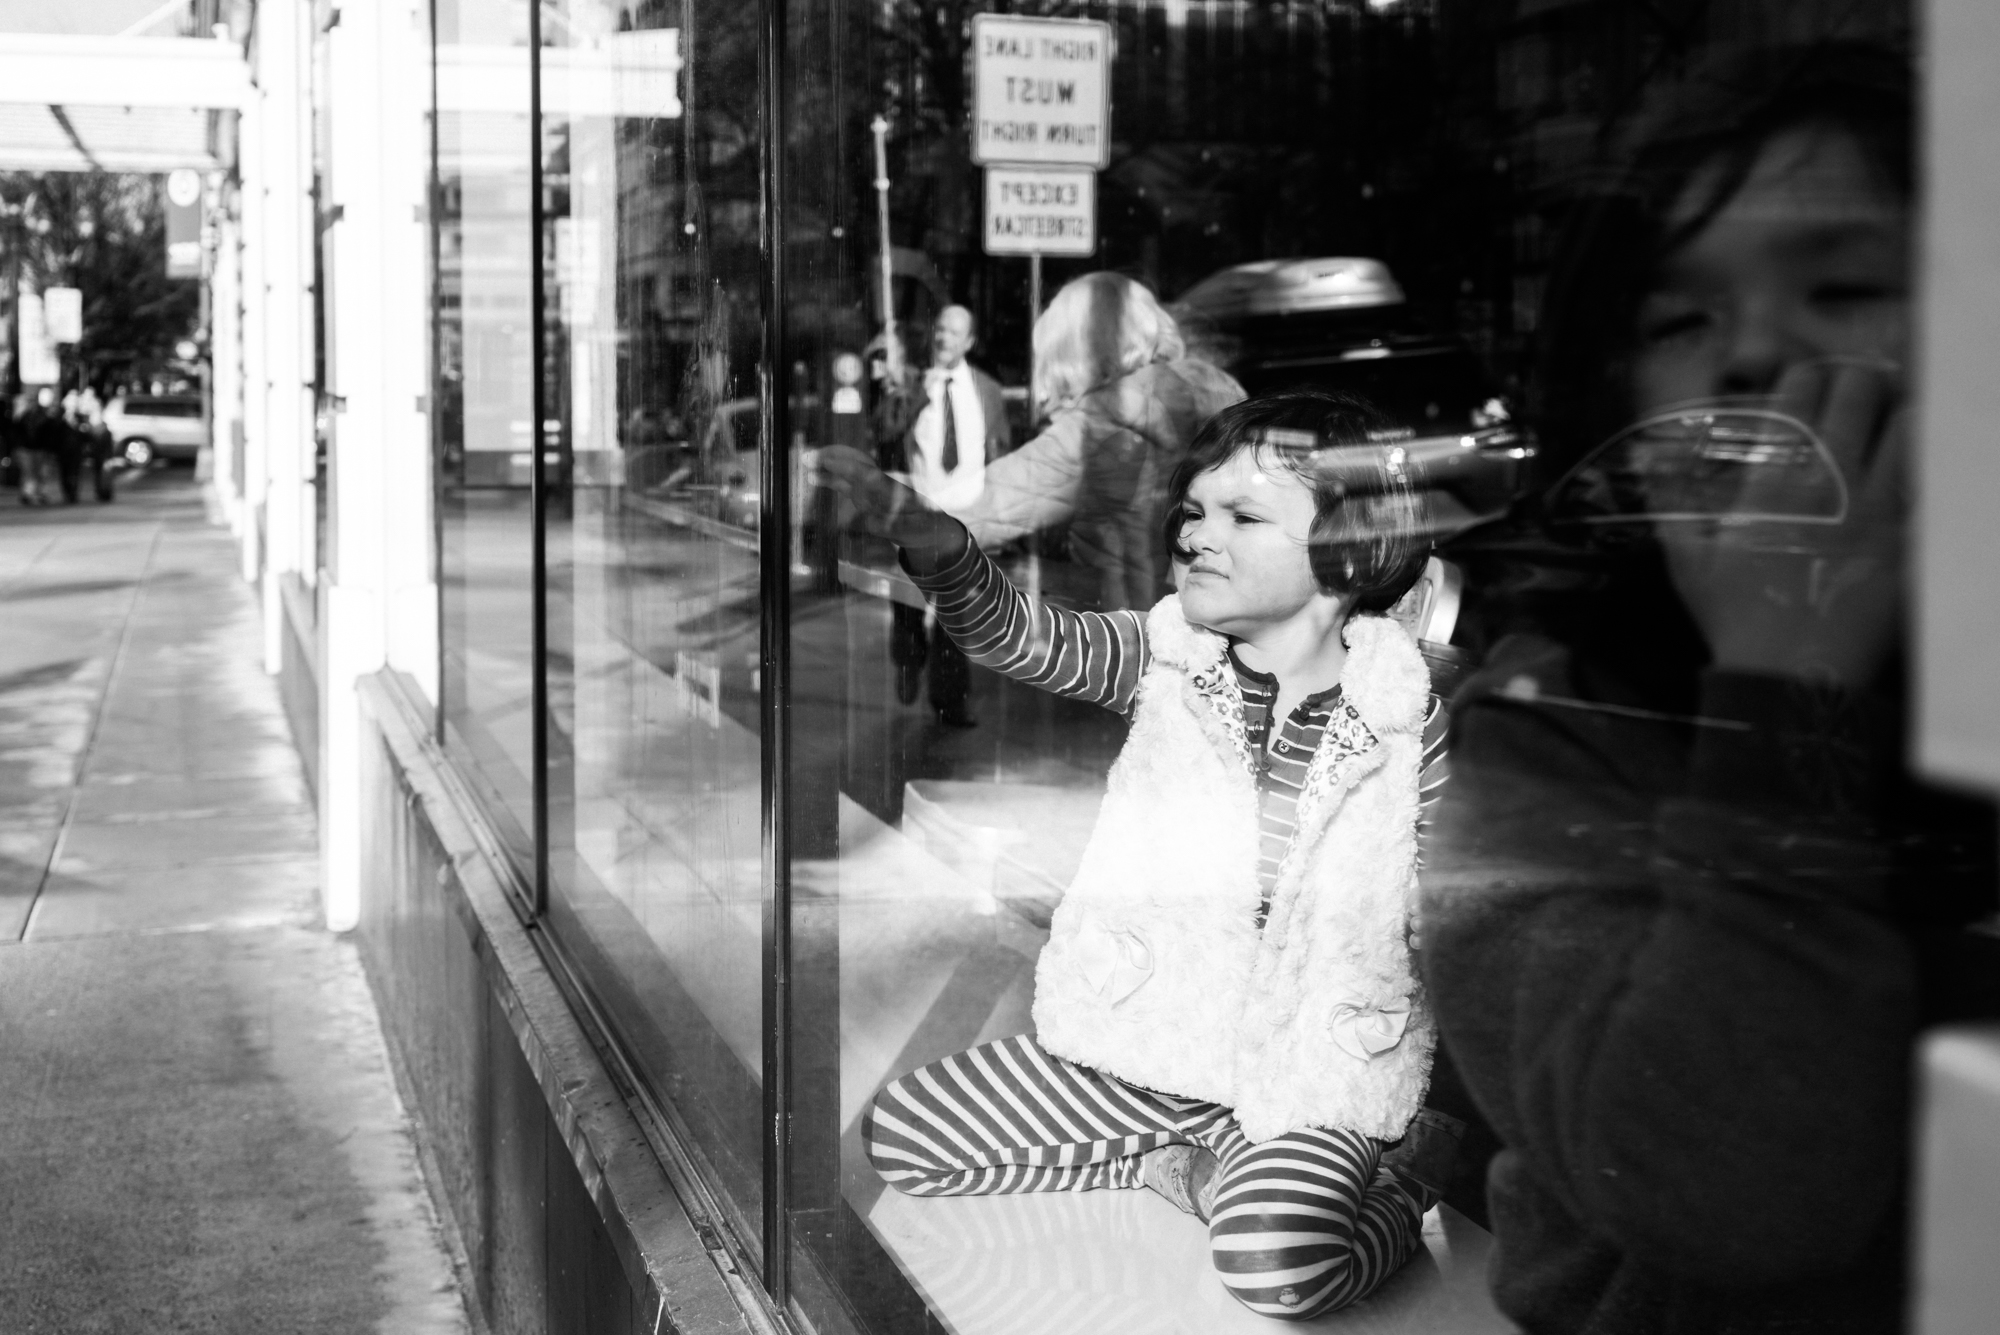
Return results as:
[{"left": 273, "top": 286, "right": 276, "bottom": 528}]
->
[
  {"left": 436, "top": 0, "right": 539, "bottom": 870},
  {"left": 539, "top": 0, "right": 768, "bottom": 1251},
  {"left": 783, "top": 4, "right": 1989, "bottom": 1335}
]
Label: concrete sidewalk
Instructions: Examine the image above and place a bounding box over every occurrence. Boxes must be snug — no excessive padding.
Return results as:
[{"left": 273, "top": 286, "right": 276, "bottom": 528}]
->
[{"left": 0, "top": 473, "right": 468, "bottom": 1333}]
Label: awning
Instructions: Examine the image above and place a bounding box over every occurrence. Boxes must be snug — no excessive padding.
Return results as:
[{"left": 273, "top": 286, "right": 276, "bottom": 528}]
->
[
  {"left": 0, "top": 33, "right": 248, "bottom": 173},
  {"left": 0, "top": 103, "right": 226, "bottom": 173}
]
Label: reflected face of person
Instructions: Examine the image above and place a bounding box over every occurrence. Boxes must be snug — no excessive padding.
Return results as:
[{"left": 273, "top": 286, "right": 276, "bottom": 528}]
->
[
  {"left": 1171, "top": 450, "right": 1327, "bottom": 636},
  {"left": 1631, "top": 123, "right": 1909, "bottom": 417},
  {"left": 931, "top": 307, "right": 974, "bottom": 370}
]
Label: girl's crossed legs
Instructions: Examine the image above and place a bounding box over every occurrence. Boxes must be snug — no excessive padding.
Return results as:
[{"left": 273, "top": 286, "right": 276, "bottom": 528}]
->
[{"left": 863, "top": 1034, "right": 1425, "bottom": 1321}]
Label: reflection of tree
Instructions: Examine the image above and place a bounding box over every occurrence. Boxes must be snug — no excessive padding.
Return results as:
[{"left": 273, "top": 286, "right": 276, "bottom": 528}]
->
[
  {"left": 870, "top": 0, "right": 984, "bottom": 272},
  {"left": 0, "top": 172, "right": 201, "bottom": 390},
  {"left": 545, "top": 0, "right": 765, "bottom": 481},
  {"left": 836, "top": 1, "right": 1507, "bottom": 377},
  {"left": 674, "top": 0, "right": 764, "bottom": 392}
]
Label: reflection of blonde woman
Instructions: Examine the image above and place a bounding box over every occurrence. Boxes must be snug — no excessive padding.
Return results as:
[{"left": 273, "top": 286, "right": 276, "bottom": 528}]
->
[{"left": 960, "top": 272, "right": 1243, "bottom": 610}]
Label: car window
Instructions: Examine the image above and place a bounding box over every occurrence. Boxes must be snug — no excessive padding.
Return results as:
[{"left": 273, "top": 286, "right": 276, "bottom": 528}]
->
[
  {"left": 1233, "top": 345, "right": 1497, "bottom": 432},
  {"left": 122, "top": 399, "right": 202, "bottom": 419}
]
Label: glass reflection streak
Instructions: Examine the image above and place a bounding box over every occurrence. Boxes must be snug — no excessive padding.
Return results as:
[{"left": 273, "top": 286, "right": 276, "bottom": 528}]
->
[
  {"left": 436, "top": 0, "right": 540, "bottom": 863},
  {"left": 538, "top": 0, "right": 768, "bottom": 1227}
]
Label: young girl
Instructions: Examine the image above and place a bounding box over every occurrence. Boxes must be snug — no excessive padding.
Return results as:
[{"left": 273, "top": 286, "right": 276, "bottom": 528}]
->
[{"left": 819, "top": 389, "right": 1458, "bottom": 1321}]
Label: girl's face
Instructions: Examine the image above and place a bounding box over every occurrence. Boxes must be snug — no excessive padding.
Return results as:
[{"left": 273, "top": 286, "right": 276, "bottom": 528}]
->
[
  {"left": 1171, "top": 450, "right": 1329, "bottom": 636},
  {"left": 1631, "top": 123, "right": 1909, "bottom": 415}
]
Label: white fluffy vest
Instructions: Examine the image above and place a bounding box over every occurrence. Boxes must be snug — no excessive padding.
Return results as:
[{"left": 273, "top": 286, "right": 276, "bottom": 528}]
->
[{"left": 1031, "top": 598, "right": 1434, "bottom": 1143}]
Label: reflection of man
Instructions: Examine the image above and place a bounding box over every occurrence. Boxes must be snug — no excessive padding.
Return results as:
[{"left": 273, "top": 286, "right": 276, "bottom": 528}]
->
[{"left": 877, "top": 305, "right": 1012, "bottom": 725}]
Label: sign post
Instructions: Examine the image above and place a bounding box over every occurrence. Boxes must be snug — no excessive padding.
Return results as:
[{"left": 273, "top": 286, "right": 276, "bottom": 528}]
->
[
  {"left": 971, "top": 14, "right": 1111, "bottom": 403},
  {"left": 1031, "top": 255, "right": 1041, "bottom": 340},
  {"left": 870, "top": 116, "right": 896, "bottom": 373}
]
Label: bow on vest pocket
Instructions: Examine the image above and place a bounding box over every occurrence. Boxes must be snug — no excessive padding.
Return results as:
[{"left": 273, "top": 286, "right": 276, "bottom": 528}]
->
[
  {"left": 1074, "top": 925, "right": 1154, "bottom": 1004},
  {"left": 1329, "top": 997, "right": 1411, "bottom": 1061}
]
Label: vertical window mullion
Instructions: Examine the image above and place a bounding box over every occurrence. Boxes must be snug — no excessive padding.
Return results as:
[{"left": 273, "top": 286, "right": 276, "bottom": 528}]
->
[
  {"left": 427, "top": 0, "right": 446, "bottom": 747},
  {"left": 758, "top": 0, "right": 794, "bottom": 1303},
  {"left": 527, "top": 0, "right": 550, "bottom": 917}
]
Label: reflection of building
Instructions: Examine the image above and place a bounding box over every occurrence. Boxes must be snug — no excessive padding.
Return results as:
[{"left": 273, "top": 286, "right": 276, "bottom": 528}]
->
[{"left": 15, "top": 1, "right": 1997, "bottom": 1333}]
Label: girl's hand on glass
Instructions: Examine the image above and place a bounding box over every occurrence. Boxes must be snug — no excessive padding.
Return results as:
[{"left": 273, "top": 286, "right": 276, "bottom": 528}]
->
[
  {"left": 862, "top": 328, "right": 911, "bottom": 389},
  {"left": 810, "top": 445, "right": 967, "bottom": 568},
  {"left": 1658, "top": 358, "right": 1906, "bottom": 690}
]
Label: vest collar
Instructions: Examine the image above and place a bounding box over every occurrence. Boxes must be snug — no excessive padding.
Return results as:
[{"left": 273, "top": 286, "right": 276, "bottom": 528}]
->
[{"left": 1144, "top": 594, "right": 1430, "bottom": 739}]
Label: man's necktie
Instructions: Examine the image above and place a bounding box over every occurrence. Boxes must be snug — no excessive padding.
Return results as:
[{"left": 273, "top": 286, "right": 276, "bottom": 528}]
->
[{"left": 939, "top": 379, "right": 959, "bottom": 473}]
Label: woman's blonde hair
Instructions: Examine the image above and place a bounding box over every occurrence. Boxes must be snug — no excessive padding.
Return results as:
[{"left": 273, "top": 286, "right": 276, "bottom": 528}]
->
[{"left": 1032, "top": 272, "right": 1186, "bottom": 410}]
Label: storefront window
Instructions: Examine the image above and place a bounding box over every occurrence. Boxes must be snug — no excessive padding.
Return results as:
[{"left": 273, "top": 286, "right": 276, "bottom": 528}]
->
[
  {"left": 437, "top": 0, "right": 540, "bottom": 871},
  {"left": 780, "top": 3, "right": 1487, "bottom": 1327},
  {"left": 425, "top": 0, "right": 1994, "bottom": 1329},
  {"left": 538, "top": 0, "right": 770, "bottom": 1246},
  {"left": 776, "top": 3, "right": 1985, "bottom": 1334}
]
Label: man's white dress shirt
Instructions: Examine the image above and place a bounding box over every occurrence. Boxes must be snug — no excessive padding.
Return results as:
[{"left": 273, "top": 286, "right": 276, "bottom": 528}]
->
[{"left": 909, "top": 361, "right": 987, "bottom": 515}]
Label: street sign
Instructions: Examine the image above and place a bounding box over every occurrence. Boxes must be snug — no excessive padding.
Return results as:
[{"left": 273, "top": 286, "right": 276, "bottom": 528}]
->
[
  {"left": 166, "top": 168, "right": 202, "bottom": 279},
  {"left": 983, "top": 166, "right": 1096, "bottom": 257},
  {"left": 971, "top": 14, "right": 1111, "bottom": 169},
  {"left": 16, "top": 288, "right": 58, "bottom": 385},
  {"left": 43, "top": 286, "right": 81, "bottom": 344}
]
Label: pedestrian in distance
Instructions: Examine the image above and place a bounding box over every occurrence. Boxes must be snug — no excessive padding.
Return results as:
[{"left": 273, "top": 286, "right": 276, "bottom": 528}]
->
[
  {"left": 57, "top": 385, "right": 91, "bottom": 504},
  {"left": 17, "top": 387, "right": 65, "bottom": 507},
  {"left": 72, "top": 384, "right": 114, "bottom": 502},
  {"left": 874, "top": 304, "right": 1013, "bottom": 727}
]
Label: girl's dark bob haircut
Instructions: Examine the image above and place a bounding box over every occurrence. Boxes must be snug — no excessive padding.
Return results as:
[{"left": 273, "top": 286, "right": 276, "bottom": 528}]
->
[{"left": 1163, "top": 389, "right": 1432, "bottom": 614}]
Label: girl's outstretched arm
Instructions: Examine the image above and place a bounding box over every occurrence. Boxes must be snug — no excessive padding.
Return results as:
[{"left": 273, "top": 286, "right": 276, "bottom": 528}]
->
[
  {"left": 814, "top": 445, "right": 1147, "bottom": 713},
  {"left": 909, "top": 540, "right": 1147, "bottom": 714}
]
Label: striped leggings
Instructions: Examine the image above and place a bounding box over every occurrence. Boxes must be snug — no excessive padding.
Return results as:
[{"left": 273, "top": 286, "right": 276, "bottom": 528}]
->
[{"left": 863, "top": 1035, "right": 1424, "bottom": 1321}]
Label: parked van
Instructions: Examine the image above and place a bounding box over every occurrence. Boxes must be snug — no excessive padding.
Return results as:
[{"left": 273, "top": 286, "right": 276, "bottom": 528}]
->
[{"left": 103, "top": 394, "right": 207, "bottom": 466}]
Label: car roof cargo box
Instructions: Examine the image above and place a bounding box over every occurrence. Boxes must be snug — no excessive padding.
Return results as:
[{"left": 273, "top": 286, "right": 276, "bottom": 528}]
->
[{"left": 1174, "top": 257, "right": 1405, "bottom": 320}]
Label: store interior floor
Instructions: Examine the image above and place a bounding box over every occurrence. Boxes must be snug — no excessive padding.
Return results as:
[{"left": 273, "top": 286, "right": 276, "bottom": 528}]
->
[{"left": 824, "top": 792, "right": 1511, "bottom": 1334}]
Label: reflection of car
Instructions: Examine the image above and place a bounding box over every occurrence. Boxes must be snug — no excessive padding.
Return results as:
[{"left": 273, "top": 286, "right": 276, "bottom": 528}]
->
[
  {"left": 104, "top": 394, "right": 208, "bottom": 465},
  {"left": 1173, "top": 258, "right": 1533, "bottom": 533},
  {"left": 710, "top": 398, "right": 763, "bottom": 530},
  {"left": 1545, "top": 404, "right": 1847, "bottom": 528},
  {"left": 628, "top": 397, "right": 767, "bottom": 531}
]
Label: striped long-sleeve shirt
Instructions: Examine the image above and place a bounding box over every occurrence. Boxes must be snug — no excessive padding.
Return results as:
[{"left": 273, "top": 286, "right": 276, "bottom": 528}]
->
[{"left": 909, "top": 543, "right": 1451, "bottom": 915}]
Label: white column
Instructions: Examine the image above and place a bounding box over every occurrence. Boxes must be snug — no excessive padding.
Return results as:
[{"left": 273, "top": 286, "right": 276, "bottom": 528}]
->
[
  {"left": 1918, "top": 0, "right": 2000, "bottom": 790},
  {"left": 1915, "top": 1029, "right": 2000, "bottom": 1334},
  {"left": 210, "top": 197, "right": 244, "bottom": 526},
  {"left": 321, "top": 0, "right": 435, "bottom": 930},
  {"left": 255, "top": 0, "right": 314, "bottom": 677},
  {"left": 380, "top": 0, "right": 439, "bottom": 706},
  {"left": 237, "top": 71, "right": 268, "bottom": 587}
]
